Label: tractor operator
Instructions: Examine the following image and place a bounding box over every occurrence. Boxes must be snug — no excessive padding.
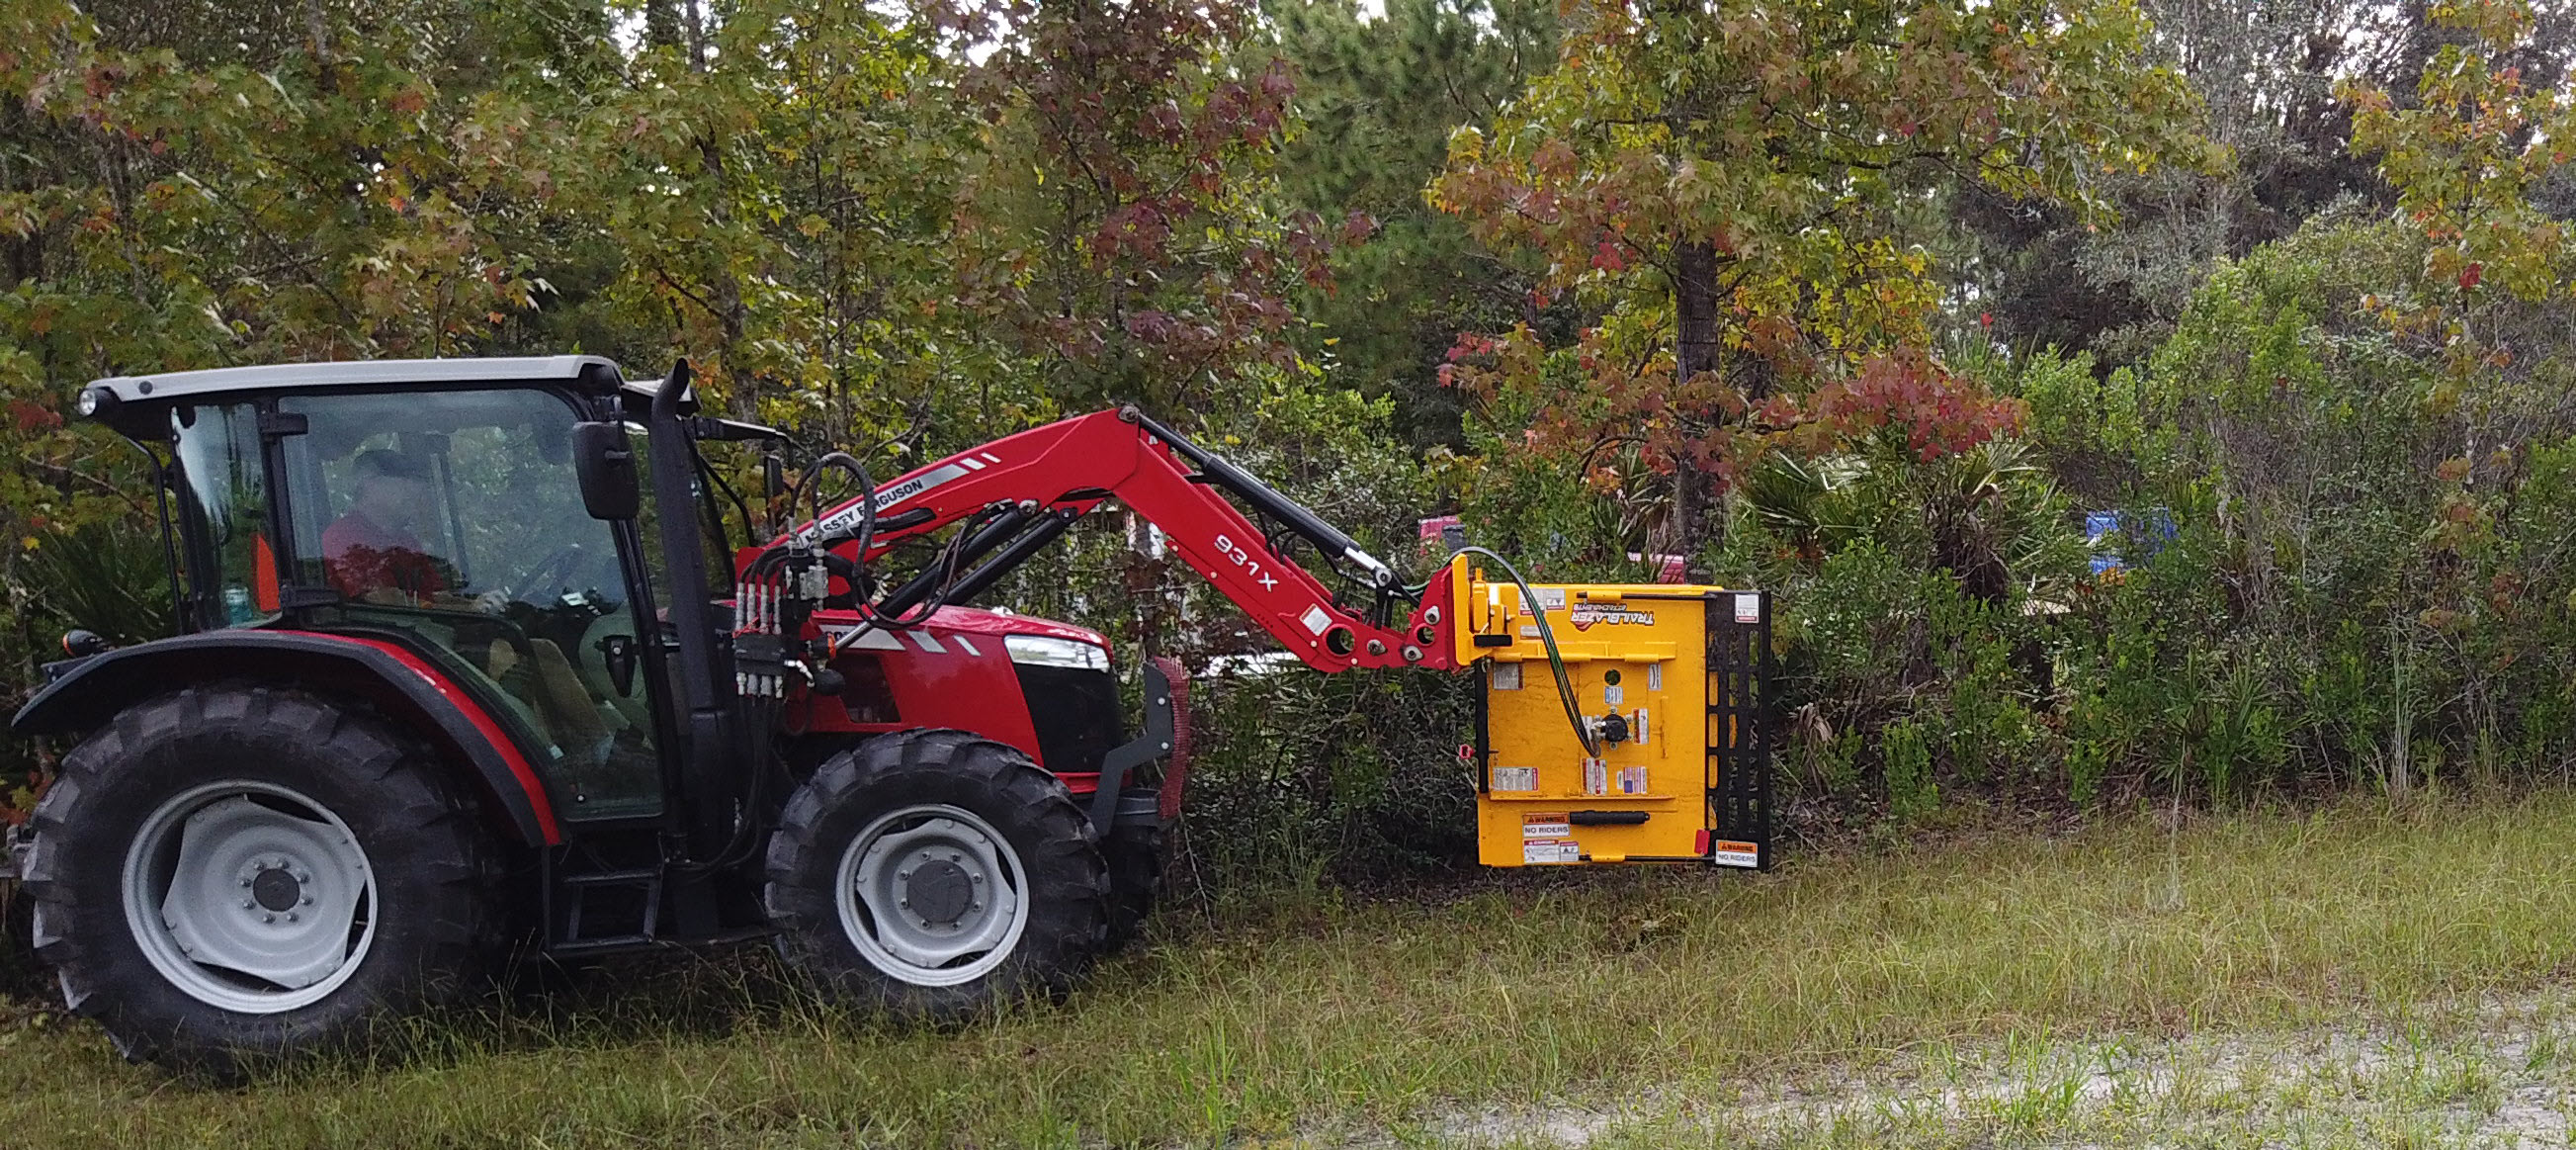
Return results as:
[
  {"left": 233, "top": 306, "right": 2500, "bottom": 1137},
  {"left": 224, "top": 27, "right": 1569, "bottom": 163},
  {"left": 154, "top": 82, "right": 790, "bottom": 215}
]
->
[
  {"left": 320, "top": 447, "right": 608, "bottom": 754},
  {"left": 320, "top": 448, "right": 455, "bottom": 602}
]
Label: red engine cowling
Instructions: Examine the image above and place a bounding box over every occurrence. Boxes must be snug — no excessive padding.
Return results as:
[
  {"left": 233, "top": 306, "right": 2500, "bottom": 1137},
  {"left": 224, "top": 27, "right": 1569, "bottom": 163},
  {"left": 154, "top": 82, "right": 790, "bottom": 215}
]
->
[{"left": 789, "top": 605, "right": 1128, "bottom": 797}]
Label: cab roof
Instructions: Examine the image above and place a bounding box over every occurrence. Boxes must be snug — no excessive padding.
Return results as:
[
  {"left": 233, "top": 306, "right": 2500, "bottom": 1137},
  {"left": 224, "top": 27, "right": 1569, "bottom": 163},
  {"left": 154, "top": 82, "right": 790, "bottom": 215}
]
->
[{"left": 86, "top": 356, "right": 629, "bottom": 406}]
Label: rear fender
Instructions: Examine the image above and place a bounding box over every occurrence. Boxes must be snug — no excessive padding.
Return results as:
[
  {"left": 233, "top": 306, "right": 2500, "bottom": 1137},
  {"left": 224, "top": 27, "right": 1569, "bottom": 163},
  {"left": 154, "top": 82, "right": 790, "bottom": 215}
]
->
[{"left": 11, "top": 630, "right": 561, "bottom": 845}]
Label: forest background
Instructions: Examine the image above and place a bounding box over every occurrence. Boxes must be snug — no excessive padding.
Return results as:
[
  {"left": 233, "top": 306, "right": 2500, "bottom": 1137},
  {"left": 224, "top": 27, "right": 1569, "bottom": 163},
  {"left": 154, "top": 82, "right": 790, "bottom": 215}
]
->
[{"left": 3, "top": 0, "right": 2575, "bottom": 895}]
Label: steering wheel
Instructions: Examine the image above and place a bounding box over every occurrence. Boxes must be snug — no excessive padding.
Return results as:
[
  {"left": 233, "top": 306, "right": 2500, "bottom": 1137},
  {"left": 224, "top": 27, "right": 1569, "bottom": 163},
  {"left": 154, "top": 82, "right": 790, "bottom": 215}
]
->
[{"left": 505, "top": 544, "right": 588, "bottom": 606}]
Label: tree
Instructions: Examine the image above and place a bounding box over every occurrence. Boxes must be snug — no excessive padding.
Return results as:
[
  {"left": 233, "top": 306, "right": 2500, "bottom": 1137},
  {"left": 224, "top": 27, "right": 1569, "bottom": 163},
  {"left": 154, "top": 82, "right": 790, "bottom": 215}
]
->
[
  {"left": 2341, "top": 0, "right": 2576, "bottom": 407},
  {"left": 1429, "top": 0, "right": 2217, "bottom": 555},
  {"left": 1268, "top": 0, "right": 1558, "bottom": 448},
  {"left": 548, "top": 0, "right": 985, "bottom": 442},
  {"left": 1959, "top": 0, "right": 2576, "bottom": 367},
  {"left": 924, "top": 0, "right": 1336, "bottom": 420}
]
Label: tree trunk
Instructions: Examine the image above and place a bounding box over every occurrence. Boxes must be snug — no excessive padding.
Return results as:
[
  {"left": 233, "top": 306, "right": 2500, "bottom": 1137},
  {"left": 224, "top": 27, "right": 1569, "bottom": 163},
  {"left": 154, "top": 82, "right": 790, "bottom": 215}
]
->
[{"left": 1670, "top": 239, "right": 1722, "bottom": 557}]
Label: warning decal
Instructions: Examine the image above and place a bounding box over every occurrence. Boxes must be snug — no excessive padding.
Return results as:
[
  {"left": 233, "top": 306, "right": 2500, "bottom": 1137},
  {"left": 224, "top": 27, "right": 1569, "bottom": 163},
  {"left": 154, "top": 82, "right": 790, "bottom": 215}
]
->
[
  {"left": 1491, "top": 766, "right": 1538, "bottom": 792},
  {"left": 1523, "top": 840, "right": 1582, "bottom": 865},
  {"left": 1521, "top": 814, "right": 1571, "bottom": 839},
  {"left": 1711, "top": 840, "right": 1761, "bottom": 868}
]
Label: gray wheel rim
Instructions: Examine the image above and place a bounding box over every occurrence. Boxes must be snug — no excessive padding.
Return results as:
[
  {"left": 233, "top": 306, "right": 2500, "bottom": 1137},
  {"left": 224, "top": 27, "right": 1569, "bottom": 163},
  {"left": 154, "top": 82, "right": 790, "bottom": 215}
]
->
[
  {"left": 834, "top": 803, "right": 1030, "bottom": 987},
  {"left": 121, "top": 780, "right": 377, "bottom": 1015}
]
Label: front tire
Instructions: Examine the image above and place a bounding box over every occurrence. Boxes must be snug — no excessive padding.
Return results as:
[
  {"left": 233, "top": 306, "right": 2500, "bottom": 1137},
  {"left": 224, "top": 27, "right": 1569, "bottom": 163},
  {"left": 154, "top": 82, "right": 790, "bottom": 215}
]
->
[
  {"left": 764, "top": 730, "right": 1107, "bottom": 1018},
  {"left": 23, "top": 685, "right": 502, "bottom": 1076}
]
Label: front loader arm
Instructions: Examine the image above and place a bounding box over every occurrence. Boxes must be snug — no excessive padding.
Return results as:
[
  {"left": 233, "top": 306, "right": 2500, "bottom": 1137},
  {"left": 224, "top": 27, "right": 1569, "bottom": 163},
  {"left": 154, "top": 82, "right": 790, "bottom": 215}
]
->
[{"left": 804, "top": 408, "right": 1456, "bottom": 672}]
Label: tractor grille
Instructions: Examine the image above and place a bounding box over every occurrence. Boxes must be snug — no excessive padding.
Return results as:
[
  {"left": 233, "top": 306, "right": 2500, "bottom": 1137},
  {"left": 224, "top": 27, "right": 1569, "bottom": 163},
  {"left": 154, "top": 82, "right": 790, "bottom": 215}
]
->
[{"left": 1013, "top": 664, "right": 1124, "bottom": 773}]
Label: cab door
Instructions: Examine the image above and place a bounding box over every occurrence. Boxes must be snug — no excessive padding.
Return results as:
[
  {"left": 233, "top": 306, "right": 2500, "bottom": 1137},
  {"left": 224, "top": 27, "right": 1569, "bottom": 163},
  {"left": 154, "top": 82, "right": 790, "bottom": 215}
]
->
[{"left": 271, "top": 387, "right": 671, "bottom": 821}]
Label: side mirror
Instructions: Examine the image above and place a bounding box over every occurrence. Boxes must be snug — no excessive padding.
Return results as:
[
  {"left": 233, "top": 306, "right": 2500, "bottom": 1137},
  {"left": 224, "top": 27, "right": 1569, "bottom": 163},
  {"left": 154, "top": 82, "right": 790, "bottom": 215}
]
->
[{"left": 573, "top": 421, "right": 640, "bottom": 520}]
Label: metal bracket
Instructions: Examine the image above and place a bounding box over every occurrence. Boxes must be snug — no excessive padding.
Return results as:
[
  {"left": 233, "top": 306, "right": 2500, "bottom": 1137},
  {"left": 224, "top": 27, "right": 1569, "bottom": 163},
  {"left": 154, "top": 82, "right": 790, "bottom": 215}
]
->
[{"left": 1090, "top": 659, "right": 1181, "bottom": 832}]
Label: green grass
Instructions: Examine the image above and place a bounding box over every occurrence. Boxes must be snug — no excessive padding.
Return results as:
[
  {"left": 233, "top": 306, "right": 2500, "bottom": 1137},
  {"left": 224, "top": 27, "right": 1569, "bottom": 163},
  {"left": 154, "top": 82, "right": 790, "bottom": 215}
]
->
[{"left": 13, "top": 794, "right": 2576, "bottom": 1147}]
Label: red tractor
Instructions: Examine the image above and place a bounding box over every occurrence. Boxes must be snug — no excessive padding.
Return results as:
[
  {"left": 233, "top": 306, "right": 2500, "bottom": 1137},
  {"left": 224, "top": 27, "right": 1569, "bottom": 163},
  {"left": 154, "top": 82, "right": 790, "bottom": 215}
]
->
[
  {"left": 11, "top": 355, "right": 1775, "bottom": 1074},
  {"left": 0, "top": 357, "right": 1447, "bottom": 1071}
]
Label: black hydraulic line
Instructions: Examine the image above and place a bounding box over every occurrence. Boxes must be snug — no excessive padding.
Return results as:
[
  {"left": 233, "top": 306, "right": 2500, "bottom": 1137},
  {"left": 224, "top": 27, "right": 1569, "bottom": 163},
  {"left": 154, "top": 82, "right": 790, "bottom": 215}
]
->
[
  {"left": 1120, "top": 407, "right": 1391, "bottom": 584},
  {"left": 869, "top": 505, "right": 1029, "bottom": 622},
  {"left": 1451, "top": 546, "right": 1600, "bottom": 758},
  {"left": 741, "top": 450, "right": 876, "bottom": 580},
  {"left": 805, "top": 451, "right": 875, "bottom": 574},
  {"left": 938, "top": 508, "right": 1077, "bottom": 607}
]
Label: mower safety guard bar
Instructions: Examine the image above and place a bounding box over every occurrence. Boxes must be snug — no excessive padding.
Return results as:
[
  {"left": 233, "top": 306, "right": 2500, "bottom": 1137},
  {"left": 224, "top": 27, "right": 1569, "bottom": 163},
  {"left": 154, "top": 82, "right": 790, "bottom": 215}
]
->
[
  {"left": 804, "top": 408, "right": 1457, "bottom": 673},
  {"left": 1088, "top": 657, "right": 1188, "bottom": 832}
]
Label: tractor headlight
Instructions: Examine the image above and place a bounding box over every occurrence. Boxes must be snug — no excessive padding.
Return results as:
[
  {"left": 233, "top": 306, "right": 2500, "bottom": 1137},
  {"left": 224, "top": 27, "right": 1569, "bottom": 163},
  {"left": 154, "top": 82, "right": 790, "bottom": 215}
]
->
[
  {"left": 1002, "top": 634, "right": 1108, "bottom": 671},
  {"left": 75, "top": 387, "right": 116, "bottom": 419}
]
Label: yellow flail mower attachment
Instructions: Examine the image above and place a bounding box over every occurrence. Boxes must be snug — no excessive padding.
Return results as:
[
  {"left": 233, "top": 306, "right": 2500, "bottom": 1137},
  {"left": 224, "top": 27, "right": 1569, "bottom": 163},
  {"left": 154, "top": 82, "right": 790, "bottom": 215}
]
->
[{"left": 1441, "top": 559, "right": 1774, "bottom": 869}]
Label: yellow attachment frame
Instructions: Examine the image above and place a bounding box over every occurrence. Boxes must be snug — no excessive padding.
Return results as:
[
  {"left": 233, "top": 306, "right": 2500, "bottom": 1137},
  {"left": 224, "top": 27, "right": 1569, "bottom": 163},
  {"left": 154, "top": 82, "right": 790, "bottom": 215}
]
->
[{"left": 1442, "top": 556, "right": 1772, "bottom": 869}]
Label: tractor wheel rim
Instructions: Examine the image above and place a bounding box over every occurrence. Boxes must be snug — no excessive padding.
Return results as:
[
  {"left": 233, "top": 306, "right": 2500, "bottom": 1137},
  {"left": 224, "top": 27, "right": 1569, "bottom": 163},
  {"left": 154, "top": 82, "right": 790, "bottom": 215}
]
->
[
  {"left": 122, "top": 780, "right": 377, "bottom": 1015},
  {"left": 835, "top": 803, "right": 1030, "bottom": 988}
]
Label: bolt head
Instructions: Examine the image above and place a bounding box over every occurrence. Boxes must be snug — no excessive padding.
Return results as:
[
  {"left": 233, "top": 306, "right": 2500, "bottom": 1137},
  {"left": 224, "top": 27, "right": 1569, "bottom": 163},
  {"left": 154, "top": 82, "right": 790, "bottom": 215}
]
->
[
  {"left": 238, "top": 877, "right": 253, "bottom": 888},
  {"left": 971, "top": 901, "right": 983, "bottom": 912},
  {"left": 300, "top": 895, "right": 313, "bottom": 906},
  {"left": 286, "top": 912, "right": 299, "bottom": 923},
  {"left": 261, "top": 913, "right": 276, "bottom": 924},
  {"left": 239, "top": 900, "right": 255, "bottom": 911},
  {"left": 898, "top": 869, "right": 912, "bottom": 880}
]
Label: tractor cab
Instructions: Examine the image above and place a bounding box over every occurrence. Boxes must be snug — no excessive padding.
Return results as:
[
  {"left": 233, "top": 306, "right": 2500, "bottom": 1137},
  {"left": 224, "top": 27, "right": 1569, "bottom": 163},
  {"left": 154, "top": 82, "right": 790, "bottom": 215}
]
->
[{"left": 99, "top": 359, "right": 673, "bottom": 822}]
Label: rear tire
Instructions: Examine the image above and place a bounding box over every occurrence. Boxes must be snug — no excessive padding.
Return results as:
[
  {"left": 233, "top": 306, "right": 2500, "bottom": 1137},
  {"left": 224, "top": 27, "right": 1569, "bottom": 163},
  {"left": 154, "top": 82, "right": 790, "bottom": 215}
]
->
[
  {"left": 764, "top": 730, "right": 1106, "bottom": 1019},
  {"left": 23, "top": 684, "right": 502, "bottom": 1077}
]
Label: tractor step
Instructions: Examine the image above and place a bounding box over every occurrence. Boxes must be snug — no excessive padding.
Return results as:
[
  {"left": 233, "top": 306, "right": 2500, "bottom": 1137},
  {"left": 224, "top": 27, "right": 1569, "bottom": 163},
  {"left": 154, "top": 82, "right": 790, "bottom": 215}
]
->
[{"left": 545, "top": 861, "right": 665, "bottom": 954}]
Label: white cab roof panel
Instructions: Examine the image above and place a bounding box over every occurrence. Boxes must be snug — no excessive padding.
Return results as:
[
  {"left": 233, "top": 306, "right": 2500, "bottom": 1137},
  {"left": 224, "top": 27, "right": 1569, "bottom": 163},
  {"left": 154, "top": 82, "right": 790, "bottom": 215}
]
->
[{"left": 88, "top": 356, "right": 623, "bottom": 403}]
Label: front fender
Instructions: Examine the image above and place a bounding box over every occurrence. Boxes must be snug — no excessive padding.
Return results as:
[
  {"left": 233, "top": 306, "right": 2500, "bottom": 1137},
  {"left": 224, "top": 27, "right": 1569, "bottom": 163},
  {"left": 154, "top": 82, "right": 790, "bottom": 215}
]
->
[{"left": 13, "top": 630, "right": 561, "bottom": 845}]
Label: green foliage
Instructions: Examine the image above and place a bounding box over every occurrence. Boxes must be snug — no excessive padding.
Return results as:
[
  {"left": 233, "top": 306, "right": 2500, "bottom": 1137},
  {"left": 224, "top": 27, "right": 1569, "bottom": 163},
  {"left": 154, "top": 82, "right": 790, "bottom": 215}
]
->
[
  {"left": 1426, "top": 0, "right": 2217, "bottom": 552},
  {"left": 1880, "top": 718, "right": 1937, "bottom": 821},
  {"left": 4, "top": 0, "right": 2576, "bottom": 879},
  {"left": 1268, "top": 0, "right": 1558, "bottom": 448}
]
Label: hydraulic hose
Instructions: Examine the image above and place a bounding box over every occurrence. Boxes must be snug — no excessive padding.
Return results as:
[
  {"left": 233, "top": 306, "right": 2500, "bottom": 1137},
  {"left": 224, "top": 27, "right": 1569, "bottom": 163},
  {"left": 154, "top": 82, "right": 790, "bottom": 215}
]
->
[
  {"left": 1448, "top": 546, "right": 1601, "bottom": 758},
  {"left": 805, "top": 451, "right": 875, "bottom": 568}
]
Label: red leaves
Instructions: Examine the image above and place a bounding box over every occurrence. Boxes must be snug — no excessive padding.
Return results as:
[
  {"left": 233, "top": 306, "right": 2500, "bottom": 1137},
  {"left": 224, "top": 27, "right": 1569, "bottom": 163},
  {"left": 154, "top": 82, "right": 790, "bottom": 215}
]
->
[
  {"left": 1531, "top": 137, "right": 1579, "bottom": 183},
  {"left": 1796, "top": 353, "right": 2022, "bottom": 462},
  {"left": 953, "top": 0, "right": 1326, "bottom": 392},
  {"left": 9, "top": 399, "right": 61, "bottom": 433},
  {"left": 2458, "top": 262, "right": 2483, "bottom": 291},
  {"left": 1092, "top": 201, "right": 1174, "bottom": 264},
  {"left": 1590, "top": 239, "right": 1626, "bottom": 271}
]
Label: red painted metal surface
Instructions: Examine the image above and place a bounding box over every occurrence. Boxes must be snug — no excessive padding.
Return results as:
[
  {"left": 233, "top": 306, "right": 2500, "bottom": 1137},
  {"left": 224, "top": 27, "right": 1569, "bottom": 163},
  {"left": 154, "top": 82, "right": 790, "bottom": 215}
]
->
[
  {"left": 309, "top": 632, "right": 564, "bottom": 844},
  {"left": 785, "top": 606, "right": 1117, "bottom": 791},
  {"left": 800, "top": 409, "right": 1457, "bottom": 673}
]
